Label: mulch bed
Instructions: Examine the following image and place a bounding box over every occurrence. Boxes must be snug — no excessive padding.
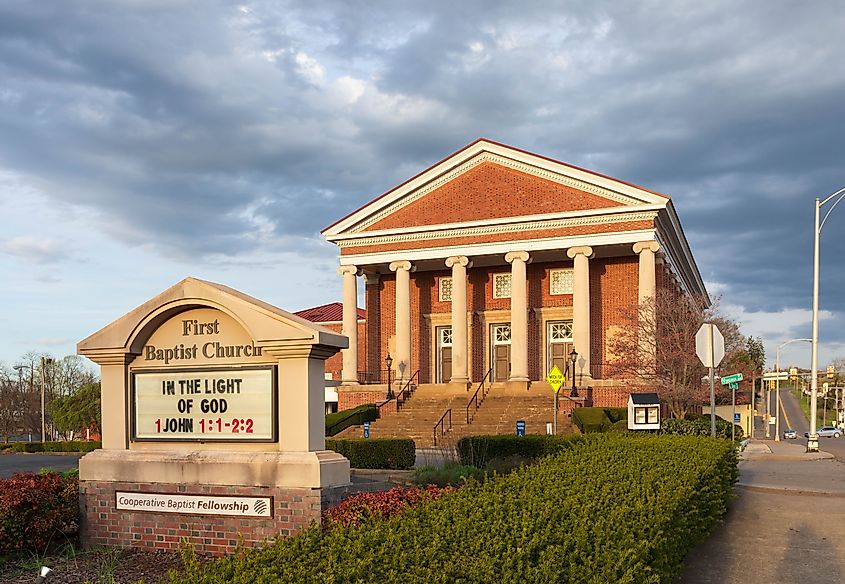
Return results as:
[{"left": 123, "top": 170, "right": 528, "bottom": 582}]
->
[{"left": 0, "top": 545, "right": 196, "bottom": 584}]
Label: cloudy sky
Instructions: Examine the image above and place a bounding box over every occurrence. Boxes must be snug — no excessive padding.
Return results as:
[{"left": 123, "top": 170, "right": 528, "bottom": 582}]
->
[{"left": 1, "top": 0, "right": 844, "bottom": 370}]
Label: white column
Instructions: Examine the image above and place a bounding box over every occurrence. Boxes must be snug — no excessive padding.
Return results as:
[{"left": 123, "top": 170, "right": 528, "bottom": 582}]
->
[
  {"left": 633, "top": 241, "right": 660, "bottom": 306},
  {"left": 337, "top": 265, "right": 360, "bottom": 384},
  {"left": 567, "top": 246, "right": 594, "bottom": 380},
  {"left": 446, "top": 256, "right": 472, "bottom": 384},
  {"left": 633, "top": 241, "right": 660, "bottom": 372},
  {"left": 389, "top": 260, "right": 414, "bottom": 383},
  {"left": 505, "top": 251, "right": 530, "bottom": 382}
]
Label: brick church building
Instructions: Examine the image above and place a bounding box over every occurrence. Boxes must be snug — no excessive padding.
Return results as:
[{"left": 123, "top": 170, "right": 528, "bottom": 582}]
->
[{"left": 321, "top": 139, "right": 706, "bottom": 433}]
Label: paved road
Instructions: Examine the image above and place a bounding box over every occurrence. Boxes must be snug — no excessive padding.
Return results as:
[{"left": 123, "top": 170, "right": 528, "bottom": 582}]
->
[
  {"left": 764, "top": 386, "right": 845, "bottom": 461},
  {"left": 680, "top": 438, "right": 845, "bottom": 582},
  {"left": 0, "top": 453, "right": 81, "bottom": 477}
]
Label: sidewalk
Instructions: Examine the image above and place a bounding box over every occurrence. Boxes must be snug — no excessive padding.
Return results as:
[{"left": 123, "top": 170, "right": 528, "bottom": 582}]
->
[{"left": 679, "top": 438, "right": 845, "bottom": 582}]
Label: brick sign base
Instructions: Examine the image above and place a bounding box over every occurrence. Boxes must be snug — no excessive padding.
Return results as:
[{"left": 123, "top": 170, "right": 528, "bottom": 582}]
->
[{"left": 80, "top": 481, "right": 346, "bottom": 555}]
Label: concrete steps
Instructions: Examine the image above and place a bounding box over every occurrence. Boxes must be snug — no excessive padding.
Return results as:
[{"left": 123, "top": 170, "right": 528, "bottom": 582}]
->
[{"left": 334, "top": 381, "right": 576, "bottom": 447}]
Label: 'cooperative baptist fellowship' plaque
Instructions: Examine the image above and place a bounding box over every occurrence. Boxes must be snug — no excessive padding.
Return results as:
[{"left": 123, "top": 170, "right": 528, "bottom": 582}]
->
[{"left": 132, "top": 367, "right": 276, "bottom": 441}]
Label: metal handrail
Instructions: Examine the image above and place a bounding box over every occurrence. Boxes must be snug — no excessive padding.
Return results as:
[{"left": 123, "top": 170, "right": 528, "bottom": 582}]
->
[
  {"left": 395, "top": 370, "right": 420, "bottom": 413},
  {"left": 433, "top": 408, "right": 452, "bottom": 447},
  {"left": 466, "top": 368, "right": 494, "bottom": 425},
  {"left": 375, "top": 369, "right": 419, "bottom": 416}
]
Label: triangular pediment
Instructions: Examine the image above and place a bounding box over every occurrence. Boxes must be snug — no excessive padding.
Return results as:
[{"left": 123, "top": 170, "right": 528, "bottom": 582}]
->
[{"left": 323, "top": 139, "right": 668, "bottom": 237}]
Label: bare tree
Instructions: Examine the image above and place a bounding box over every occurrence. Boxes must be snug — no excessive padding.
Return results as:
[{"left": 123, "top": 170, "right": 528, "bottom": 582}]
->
[{"left": 607, "top": 290, "right": 752, "bottom": 418}]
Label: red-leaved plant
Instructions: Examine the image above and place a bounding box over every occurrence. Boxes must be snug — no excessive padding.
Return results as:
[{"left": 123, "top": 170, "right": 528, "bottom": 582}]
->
[
  {"left": 322, "top": 485, "right": 454, "bottom": 529},
  {"left": 0, "top": 472, "right": 79, "bottom": 554}
]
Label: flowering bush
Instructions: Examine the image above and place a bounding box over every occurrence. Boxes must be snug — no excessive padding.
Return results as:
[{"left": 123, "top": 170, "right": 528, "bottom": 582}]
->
[
  {"left": 0, "top": 472, "right": 79, "bottom": 554},
  {"left": 322, "top": 485, "right": 454, "bottom": 528}
]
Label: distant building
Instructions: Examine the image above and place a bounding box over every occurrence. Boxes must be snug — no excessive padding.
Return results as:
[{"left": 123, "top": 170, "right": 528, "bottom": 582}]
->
[
  {"left": 322, "top": 139, "right": 706, "bottom": 411},
  {"left": 294, "top": 302, "right": 365, "bottom": 413}
]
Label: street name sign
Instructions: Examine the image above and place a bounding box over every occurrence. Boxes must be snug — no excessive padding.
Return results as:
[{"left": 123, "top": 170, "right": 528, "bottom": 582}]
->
[
  {"left": 720, "top": 373, "right": 743, "bottom": 385},
  {"left": 696, "top": 324, "right": 724, "bottom": 368},
  {"left": 546, "top": 365, "right": 565, "bottom": 393}
]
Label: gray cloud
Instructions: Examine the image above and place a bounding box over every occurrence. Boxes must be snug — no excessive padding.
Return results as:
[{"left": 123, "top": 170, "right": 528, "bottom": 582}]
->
[
  {"left": 0, "top": 237, "right": 71, "bottom": 264},
  {"left": 1, "top": 1, "right": 845, "bottom": 331}
]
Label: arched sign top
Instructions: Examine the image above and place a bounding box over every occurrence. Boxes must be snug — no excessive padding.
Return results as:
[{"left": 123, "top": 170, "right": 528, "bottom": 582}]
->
[{"left": 78, "top": 277, "right": 346, "bottom": 364}]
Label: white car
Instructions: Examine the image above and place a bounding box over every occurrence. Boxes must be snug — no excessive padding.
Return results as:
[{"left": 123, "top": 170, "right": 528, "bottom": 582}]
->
[{"left": 804, "top": 426, "right": 843, "bottom": 438}]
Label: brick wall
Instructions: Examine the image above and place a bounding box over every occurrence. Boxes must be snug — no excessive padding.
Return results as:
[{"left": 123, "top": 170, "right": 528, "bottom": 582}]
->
[
  {"left": 591, "top": 256, "right": 639, "bottom": 379},
  {"left": 79, "top": 481, "right": 348, "bottom": 556},
  {"left": 337, "top": 387, "right": 388, "bottom": 411},
  {"left": 365, "top": 162, "right": 618, "bottom": 231}
]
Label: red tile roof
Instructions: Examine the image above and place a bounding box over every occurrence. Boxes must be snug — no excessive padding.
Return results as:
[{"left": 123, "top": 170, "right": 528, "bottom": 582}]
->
[{"left": 294, "top": 302, "right": 365, "bottom": 323}]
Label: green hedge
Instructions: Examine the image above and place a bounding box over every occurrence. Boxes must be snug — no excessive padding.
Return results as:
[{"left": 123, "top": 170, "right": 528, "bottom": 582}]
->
[
  {"left": 571, "top": 407, "right": 628, "bottom": 433},
  {"left": 172, "top": 434, "right": 737, "bottom": 583},
  {"left": 604, "top": 407, "right": 628, "bottom": 423},
  {"left": 662, "top": 417, "right": 744, "bottom": 441},
  {"left": 456, "top": 434, "right": 586, "bottom": 468},
  {"left": 325, "top": 438, "right": 415, "bottom": 470},
  {"left": 0, "top": 441, "right": 101, "bottom": 453},
  {"left": 325, "top": 403, "right": 378, "bottom": 437}
]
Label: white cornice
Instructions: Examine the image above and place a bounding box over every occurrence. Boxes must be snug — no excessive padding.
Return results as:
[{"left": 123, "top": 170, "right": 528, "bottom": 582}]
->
[
  {"left": 654, "top": 206, "right": 708, "bottom": 301},
  {"left": 326, "top": 204, "right": 665, "bottom": 242},
  {"left": 335, "top": 210, "right": 659, "bottom": 249},
  {"left": 324, "top": 140, "right": 669, "bottom": 237},
  {"left": 338, "top": 229, "right": 656, "bottom": 267}
]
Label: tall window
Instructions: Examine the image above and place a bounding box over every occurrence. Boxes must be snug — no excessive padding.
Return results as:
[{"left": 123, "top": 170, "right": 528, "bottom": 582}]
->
[
  {"left": 493, "top": 273, "right": 512, "bottom": 299},
  {"left": 550, "top": 269, "right": 574, "bottom": 295},
  {"left": 439, "top": 277, "right": 453, "bottom": 302}
]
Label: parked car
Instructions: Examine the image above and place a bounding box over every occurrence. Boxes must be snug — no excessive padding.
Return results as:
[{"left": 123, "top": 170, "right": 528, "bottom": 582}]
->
[
  {"left": 803, "top": 426, "right": 843, "bottom": 438},
  {"left": 783, "top": 429, "right": 798, "bottom": 439}
]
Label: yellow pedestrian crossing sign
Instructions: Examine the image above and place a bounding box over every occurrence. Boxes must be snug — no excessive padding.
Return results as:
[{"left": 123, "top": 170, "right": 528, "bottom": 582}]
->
[{"left": 546, "top": 365, "right": 566, "bottom": 393}]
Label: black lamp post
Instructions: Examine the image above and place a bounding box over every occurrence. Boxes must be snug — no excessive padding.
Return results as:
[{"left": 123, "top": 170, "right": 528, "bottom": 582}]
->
[
  {"left": 569, "top": 348, "right": 578, "bottom": 397},
  {"left": 385, "top": 353, "right": 394, "bottom": 400}
]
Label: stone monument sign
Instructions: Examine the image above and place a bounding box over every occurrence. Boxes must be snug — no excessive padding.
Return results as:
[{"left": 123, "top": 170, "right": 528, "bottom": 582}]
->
[{"left": 77, "top": 277, "right": 350, "bottom": 554}]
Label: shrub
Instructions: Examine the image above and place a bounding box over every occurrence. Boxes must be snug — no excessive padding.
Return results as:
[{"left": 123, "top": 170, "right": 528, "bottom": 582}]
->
[
  {"left": 572, "top": 407, "right": 612, "bottom": 432},
  {"left": 171, "top": 434, "right": 738, "bottom": 583},
  {"left": 1, "top": 440, "right": 101, "bottom": 453},
  {"left": 322, "top": 485, "right": 453, "bottom": 529},
  {"left": 325, "top": 404, "right": 378, "bottom": 437},
  {"left": 608, "top": 419, "right": 630, "bottom": 433},
  {"left": 0, "top": 472, "right": 79, "bottom": 554},
  {"left": 604, "top": 407, "right": 628, "bottom": 423},
  {"left": 325, "top": 438, "right": 415, "bottom": 469},
  {"left": 413, "top": 464, "right": 485, "bottom": 487},
  {"left": 456, "top": 434, "right": 586, "bottom": 468},
  {"left": 662, "top": 417, "right": 744, "bottom": 441}
]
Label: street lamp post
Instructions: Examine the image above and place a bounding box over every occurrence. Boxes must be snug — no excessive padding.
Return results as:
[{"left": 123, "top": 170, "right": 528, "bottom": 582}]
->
[
  {"left": 385, "top": 353, "right": 394, "bottom": 400},
  {"left": 775, "top": 339, "right": 811, "bottom": 442},
  {"left": 810, "top": 187, "right": 845, "bottom": 452},
  {"left": 569, "top": 348, "right": 578, "bottom": 397}
]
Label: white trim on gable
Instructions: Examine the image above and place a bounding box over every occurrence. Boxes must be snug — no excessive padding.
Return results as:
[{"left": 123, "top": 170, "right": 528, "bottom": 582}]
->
[
  {"left": 323, "top": 140, "right": 669, "bottom": 237},
  {"left": 327, "top": 204, "right": 665, "bottom": 242}
]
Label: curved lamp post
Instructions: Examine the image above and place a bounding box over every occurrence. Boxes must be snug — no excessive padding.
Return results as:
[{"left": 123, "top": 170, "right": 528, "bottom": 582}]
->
[
  {"left": 775, "top": 338, "right": 811, "bottom": 442},
  {"left": 809, "top": 187, "right": 845, "bottom": 452}
]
